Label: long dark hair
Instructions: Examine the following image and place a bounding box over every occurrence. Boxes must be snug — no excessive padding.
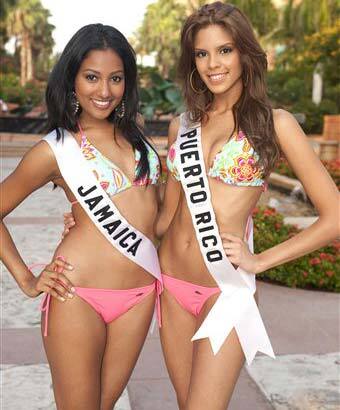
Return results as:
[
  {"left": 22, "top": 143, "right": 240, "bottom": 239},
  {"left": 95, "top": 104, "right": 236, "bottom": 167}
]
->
[
  {"left": 46, "top": 23, "right": 158, "bottom": 182},
  {"left": 178, "top": 2, "right": 281, "bottom": 175}
]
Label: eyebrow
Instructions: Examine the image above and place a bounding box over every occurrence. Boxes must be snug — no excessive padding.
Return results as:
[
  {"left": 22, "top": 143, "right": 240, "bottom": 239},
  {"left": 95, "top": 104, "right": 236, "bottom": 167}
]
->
[
  {"left": 82, "top": 69, "right": 124, "bottom": 75},
  {"left": 194, "top": 42, "right": 234, "bottom": 51}
]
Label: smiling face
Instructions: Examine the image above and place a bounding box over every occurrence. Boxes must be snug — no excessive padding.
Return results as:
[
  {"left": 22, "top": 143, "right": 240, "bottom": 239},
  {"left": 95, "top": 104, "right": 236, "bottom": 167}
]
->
[
  {"left": 74, "top": 48, "right": 125, "bottom": 122},
  {"left": 194, "top": 24, "right": 243, "bottom": 97}
]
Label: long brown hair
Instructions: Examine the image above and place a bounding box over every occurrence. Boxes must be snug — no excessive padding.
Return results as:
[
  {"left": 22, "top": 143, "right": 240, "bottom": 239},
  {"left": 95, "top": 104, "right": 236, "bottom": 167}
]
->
[{"left": 178, "top": 2, "right": 281, "bottom": 175}]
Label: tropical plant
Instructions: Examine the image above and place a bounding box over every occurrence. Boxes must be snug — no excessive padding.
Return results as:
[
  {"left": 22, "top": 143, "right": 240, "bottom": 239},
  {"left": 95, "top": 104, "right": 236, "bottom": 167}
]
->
[
  {"left": 133, "top": 0, "right": 186, "bottom": 79},
  {"left": 253, "top": 206, "right": 339, "bottom": 292},
  {"left": 134, "top": 0, "right": 280, "bottom": 79},
  {"left": 274, "top": 0, "right": 339, "bottom": 49},
  {"left": 232, "top": 0, "right": 279, "bottom": 37},
  {"left": 0, "top": 0, "right": 18, "bottom": 52},
  {"left": 0, "top": 72, "right": 44, "bottom": 105},
  {"left": 268, "top": 24, "right": 340, "bottom": 133},
  {"left": 139, "top": 69, "right": 184, "bottom": 119},
  {"left": 274, "top": 158, "right": 340, "bottom": 190},
  {"left": 4, "top": 0, "right": 54, "bottom": 85}
]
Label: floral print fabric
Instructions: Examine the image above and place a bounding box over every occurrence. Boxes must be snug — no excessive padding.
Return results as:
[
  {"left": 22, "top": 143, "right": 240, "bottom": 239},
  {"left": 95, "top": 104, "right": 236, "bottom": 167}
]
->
[
  {"left": 167, "top": 130, "right": 266, "bottom": 188},
  {"left": 81, "top": 134, "right": 160, "bottom": 196}
]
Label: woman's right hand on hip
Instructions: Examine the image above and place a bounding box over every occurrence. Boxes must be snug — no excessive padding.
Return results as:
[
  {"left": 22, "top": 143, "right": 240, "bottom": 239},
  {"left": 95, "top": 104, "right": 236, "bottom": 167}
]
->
[{"left": 22, "top": 258, "right": 75, "bottom": 301}]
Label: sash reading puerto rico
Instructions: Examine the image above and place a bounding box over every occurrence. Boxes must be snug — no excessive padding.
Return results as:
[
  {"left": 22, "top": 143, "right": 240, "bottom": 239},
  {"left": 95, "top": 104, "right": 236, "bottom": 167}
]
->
[{"left": 176, "top": 113, "right": 275, "bottom": 365}]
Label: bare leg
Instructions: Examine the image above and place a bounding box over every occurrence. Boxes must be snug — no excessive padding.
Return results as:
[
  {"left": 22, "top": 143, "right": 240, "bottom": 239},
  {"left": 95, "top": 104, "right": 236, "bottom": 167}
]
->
[
  {"left": 100, "top": 291, "right": 156, "bottom": 410},
  {"left": 159, "top": 289, "right": 197, "bottom": 410},
  {"left": 185, "top": 294, "right": 245, "bottom": 410},
  {"left": 42, "top": 295, "right": 106, "bottom": 410}
]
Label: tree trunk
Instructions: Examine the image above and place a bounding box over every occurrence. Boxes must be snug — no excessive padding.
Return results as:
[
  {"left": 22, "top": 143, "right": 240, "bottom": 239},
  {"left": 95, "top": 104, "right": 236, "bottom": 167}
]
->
[
  {"left": 20, "top": 31, "right": 28, "bottom": 86},
  {"left": 26, "top": 35, "right": 33, "bottom": 82},
  {"left": 20, "top": 30, "right": 33, "bottom": 86}
]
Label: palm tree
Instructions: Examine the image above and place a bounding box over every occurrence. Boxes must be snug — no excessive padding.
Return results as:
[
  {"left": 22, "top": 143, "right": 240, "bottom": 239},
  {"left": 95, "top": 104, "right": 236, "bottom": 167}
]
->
[
  {"left": 0, "top": 0, "right": 18, "bottom": 53},
  {"left": 5, "top": 0, "right": 54, "bottom": 85},
  {"left": 275, "top": 0, "right": 338, "bottom": 49}
]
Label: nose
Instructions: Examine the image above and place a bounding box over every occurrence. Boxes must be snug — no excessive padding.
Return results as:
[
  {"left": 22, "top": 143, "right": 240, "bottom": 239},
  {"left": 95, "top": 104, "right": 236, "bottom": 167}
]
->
[
  {"left": 98, "top": 80, "right": 110, "bottom": 99},
  {"left": 208, "top": 54, "right": 221, "bottom": 70}
]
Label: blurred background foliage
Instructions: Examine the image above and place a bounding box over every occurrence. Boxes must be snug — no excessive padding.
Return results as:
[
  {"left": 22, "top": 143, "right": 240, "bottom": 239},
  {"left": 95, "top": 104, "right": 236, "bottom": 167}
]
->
[
  {"left": 133, "top": 0, "right": 339, "bottom": 129},
  {"left": 0, "top": 0, "right": 339, "bottom": 131}
]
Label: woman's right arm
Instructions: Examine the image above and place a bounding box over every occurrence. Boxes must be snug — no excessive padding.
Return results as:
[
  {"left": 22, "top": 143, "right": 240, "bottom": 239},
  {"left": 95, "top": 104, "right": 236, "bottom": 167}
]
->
[
  {"left": 0, "top": 141, "right": 74, "bottom": 300},
  {"left": 155, "top": 116, "right": 181, "bottom": 239}
]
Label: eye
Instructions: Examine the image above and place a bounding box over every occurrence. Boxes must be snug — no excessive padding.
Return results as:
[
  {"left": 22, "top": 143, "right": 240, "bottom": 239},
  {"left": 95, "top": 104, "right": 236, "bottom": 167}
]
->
[
  {"left": 220, "top": 47, "right": 233, "bottom": 54},
  {"left": 111, "top": 75, "right": 123, "bottom": 83},
  {"left": 85, "top": 74, "right": 97, "bottom": 81},
  {"left": 195, "top": 51, "right": 207, "bottom": 58}
]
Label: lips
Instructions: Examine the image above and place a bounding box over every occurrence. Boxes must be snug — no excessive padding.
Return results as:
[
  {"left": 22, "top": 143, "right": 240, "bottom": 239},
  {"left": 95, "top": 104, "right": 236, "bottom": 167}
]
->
[
  {"left": 91, "top": 99, "right": 113, "bottom": 110},
  {"left": 207, "top": 72, "right": 229, "bottom": 83}
]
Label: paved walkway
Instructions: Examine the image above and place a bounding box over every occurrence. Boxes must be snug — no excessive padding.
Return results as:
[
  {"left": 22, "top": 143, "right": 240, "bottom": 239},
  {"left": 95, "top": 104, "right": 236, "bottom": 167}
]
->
[{"left": 1, "top": 157, "right": 339, "bottom": 410}]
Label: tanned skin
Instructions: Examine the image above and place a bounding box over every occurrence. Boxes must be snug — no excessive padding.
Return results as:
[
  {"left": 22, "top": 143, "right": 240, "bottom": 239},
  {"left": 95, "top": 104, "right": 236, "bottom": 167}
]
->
[
  {"left": 1, "top": 49, "right": 160, "bottom": 410},
  {"left": 156, "top": 25, "right": 339, "bottom": 410}
]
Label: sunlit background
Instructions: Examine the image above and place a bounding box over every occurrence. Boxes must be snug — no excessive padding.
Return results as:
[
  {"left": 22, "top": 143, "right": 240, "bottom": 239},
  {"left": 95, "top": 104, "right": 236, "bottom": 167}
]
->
[
  {"left": 1, "top": 0, "right": 338, "bottom": 134},
  {"left": 1, "top": 0, "right": 338, "bottom": 291},
  {"left": 1, "top": 3, "right": 339, "bottom": 409}
]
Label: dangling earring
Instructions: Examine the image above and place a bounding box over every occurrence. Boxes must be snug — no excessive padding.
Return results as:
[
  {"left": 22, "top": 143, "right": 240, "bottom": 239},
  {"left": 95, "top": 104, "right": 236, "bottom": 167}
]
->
[
  {"left": 116, "top": 99, "right": 125, "bottom": 118},
  {"left": 72, "top": 91, "right": 80, "bottom": 115},
  {"left": 190, "top": 68, "right": 207, "bottom": 94}
]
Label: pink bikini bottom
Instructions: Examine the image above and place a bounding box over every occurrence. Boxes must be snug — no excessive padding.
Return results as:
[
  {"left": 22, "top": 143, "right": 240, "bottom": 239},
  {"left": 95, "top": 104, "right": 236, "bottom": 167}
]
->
[
  {"left": 162, "top": 273, "right": 220, "bottom": 317},
  {"left": 31, "top": 261, "right": 161, "bottom": 337}
]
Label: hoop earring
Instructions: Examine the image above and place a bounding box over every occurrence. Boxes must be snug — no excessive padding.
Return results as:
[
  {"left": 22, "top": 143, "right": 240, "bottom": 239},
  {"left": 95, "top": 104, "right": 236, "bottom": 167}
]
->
[
  {"left": 72, "top": 91, "right": 80, "bottom": 115},
  {"left": 189, "top": 68, "right": 207, "bottom": 94},
  {"left": 116, "top": 99, "right": 125, "bottom": 118}
]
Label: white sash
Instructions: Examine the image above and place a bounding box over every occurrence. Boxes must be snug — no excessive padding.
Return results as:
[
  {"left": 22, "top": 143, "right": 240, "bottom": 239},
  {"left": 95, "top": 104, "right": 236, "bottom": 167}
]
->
[
  {"left": 43, "top": 129, "right": 161, "bottom": 283},
  {"left": 176, "top": 114, "right": 275, "bottom": 365}
]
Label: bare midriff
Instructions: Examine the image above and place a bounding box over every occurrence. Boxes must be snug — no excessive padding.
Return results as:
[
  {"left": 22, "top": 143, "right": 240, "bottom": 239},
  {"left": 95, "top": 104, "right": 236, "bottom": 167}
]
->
[
  {"left": 54, "top": 183, "right": 158, "bottom": 289},
  {"left": 159, "top": 178, "right": 262, "bottom": 286}
]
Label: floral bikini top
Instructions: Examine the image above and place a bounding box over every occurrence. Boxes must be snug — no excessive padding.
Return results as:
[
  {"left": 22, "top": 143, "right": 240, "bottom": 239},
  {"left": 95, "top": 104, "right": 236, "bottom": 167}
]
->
[
  {"left": 167, "top": 129, "right": 267, "bottom": 189},
  {"left": 81, "top": 133, "right": 161, "bottom": 197}
]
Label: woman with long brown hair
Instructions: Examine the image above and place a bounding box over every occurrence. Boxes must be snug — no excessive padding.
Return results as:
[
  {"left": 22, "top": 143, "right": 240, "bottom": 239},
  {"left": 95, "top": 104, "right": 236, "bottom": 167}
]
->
[
  {"left": 62, "top": 3, "right": 338, "bottom": 409},
  {"left": 156, "top": 2, "right": 339, "bottom": 409}
]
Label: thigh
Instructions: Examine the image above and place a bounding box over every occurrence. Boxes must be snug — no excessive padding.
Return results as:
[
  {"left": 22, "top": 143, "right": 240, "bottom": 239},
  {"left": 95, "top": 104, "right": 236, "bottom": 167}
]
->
[
  {"left": 42, "top": 295, "right": 106, "bottom": 410},
  {"left": 159, "top": 288, "right": 197, "bottom": 409},
  {"left": 185, "top": 294, "right": 245, "bottom": 410},
  {"left": 100, "top": 290, "right": 156, "bottom": 410}
]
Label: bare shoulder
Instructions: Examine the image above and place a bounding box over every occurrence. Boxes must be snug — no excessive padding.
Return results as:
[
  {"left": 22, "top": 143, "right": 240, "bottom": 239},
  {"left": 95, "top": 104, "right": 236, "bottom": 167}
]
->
[
  {"left": 273, "top": 109, "right": 301, "bottom": 137},
  {"left": 27, "top": 139, "right": 57, "bottom": 165},
  {"left": 273, "top": 108, "right": 300, "bottom": 131},
  {"left": 16, "top": 139, "right": 59, "bottom": 181},
  {"left": 168, "top": 115, "right": 180, "bottom": 145},
  {"left": 272, "top": 108, "right": 307, "bottom": 149}
]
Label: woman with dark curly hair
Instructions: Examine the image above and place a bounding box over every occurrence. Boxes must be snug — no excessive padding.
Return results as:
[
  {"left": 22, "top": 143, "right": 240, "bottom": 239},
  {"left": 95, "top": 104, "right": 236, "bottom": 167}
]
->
[
  {"left": 1, "top": 24, "right": 163, "bottom": 409},
  {"left": 156, "top": 2, "right": 339, "bottom": 409}
]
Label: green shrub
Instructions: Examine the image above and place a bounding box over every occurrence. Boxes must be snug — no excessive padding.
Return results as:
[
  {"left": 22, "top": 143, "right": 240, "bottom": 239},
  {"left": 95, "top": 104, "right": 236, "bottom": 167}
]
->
[
  {"left": 274, "top": 158, "right": 340, "bottom": 189},
  {"left": 0, "top": 73, "right": 45, "bottom": 106},
  {"left": 291, "top": 98, "right": 338, "bottom": 134},
  {"left": 138, "top": 69, "right": 184, "bottom": 119},
  {"left": 0, "top": 73, "right": 24, "bottom": 104},
  {"left": 24, "top": 81, "right": 45, "bottom": 106},
  {"left": 268, "top": 25, "right": 339, "bottom": 134},
  {"left": 253, "top": 206, "right": 339, "bottom": 292}
]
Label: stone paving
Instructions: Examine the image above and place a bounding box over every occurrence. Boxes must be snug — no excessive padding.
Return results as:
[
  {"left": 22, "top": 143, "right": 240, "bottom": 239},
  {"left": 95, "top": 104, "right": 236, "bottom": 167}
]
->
[
  {"left": 1, "top": 364, "right": 130, "bottom": 410},
  {"left": 1, "top": 158, "right": 130, "bottom": 409},
  {"left": 1, "top": 156, "right": 339, "bottom": 410},
  {"left": 247, "top": 352, "right": 340, "bottom": 410}
]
